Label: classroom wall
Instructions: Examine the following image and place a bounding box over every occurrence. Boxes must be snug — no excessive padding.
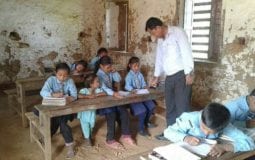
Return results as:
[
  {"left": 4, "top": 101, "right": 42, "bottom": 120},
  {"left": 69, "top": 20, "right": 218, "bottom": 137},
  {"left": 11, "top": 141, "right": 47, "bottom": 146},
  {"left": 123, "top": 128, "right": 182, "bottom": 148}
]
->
[
  {"left": 0, "top": 0, "right": 105, "bottom": 84},
  {"left": 128, "top": 0, "right": 179, "bottom": 79},
  {"left": 192, "top": 0, "right": 255, "bottom": 107},
  {"left": 127, "top": 0, "right": 255, "bottom": 107}
]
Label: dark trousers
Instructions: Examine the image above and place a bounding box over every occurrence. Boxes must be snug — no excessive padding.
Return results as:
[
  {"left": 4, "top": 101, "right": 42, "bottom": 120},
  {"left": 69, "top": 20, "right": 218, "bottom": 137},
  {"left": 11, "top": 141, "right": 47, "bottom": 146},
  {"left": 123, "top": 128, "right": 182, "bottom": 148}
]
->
[
  {"left": 33, "top": 109, "right": 73, "bottom": 143},
  {"left": 105, "top": 106, "right": 130, "bottom": 141},
  {"left": 165, "top": 70, "right": 191, "bottom": 126}
]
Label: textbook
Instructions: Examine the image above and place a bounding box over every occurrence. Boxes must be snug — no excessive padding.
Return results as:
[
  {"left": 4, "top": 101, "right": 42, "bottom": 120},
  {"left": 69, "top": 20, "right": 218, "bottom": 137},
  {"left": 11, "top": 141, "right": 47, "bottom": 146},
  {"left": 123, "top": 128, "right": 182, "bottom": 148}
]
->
[
  {"left": 135, "top": 89, "right": 150, "bottom": 94},
  {"left": 118, "top": 91, "right": 130, "bottom": 97},
  {"left": 42, "top": 97, "right": 66, "bottom": 106},
  {"left": 149, "top": 139, "right": 217, "bottom": 160}
]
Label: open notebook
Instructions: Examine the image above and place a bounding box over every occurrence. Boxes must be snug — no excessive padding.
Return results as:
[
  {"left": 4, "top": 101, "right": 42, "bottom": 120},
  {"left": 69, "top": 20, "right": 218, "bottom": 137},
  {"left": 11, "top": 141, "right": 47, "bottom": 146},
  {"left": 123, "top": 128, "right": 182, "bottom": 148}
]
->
[
  {"left": 149, "top": 139, "right": 217, "bottom": 160},
  {"left": 42, "top": 97, "right": 66, "bottom": 106}
]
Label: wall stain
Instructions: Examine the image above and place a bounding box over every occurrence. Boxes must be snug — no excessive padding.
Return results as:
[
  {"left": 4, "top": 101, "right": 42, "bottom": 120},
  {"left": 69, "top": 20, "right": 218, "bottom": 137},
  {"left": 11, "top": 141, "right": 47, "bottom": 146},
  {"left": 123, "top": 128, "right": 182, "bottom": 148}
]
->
[
  {"left": 9, "top": 31, "right": 21, "bottom": 41},
  {"left": 0, "top": 59, "right": 21, "bottom": 82},
  {"left": 18, "top": 42, "right": 30, "bottom": 48}
]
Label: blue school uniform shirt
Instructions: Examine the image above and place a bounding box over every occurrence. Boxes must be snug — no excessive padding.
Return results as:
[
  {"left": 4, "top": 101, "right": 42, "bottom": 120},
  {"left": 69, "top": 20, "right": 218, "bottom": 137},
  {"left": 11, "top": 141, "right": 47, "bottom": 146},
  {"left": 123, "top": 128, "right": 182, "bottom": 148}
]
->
[
  {"left": 40, "top": 76, "right": 77, "bottom": 99},
  {"left": 77, "top": 88, "right": 104, "bottom": 122},
  {"left": 96, "top": 68, "right": 121, "bottom": 96},
  {"left": 125, "top": 70, "right": 147, "bottom": 91},
  {"left": 88, "top": 56, "right": 100, "bottom": 70},
  {"left": 225, "top": 96, "right": 250, "bottom": 122},
  {"left": 164, "top": 111, "right": 255, "bottom": 152}
]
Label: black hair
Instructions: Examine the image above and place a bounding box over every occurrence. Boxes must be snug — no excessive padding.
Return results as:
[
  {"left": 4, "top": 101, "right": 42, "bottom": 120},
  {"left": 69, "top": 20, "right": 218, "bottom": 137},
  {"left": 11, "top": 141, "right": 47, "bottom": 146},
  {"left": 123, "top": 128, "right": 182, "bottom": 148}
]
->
[
  {"left": 145, "top": 17, "right": 163, "bottom": 31},
  {"left": 127, "top": 56, "right": 140, "bottom": 71},
  {"left": 84, "top": 73, "right": 98, "bottom": 88},
  {"left": 75, "top": 60, "right": 87, "bottom": 70},
  {"left": 94, "top": 55, "right": 113, "bottom": 73},
  {"left": 250, "top": 89, "right": 255, "bottom": 96},
  {"left": 97, "top": 47, "right": 108, "bottom": 56},
  {"left": 201, "top": 102, "right": 230, "bottom": 132},
  {"left": 55, "top": 62, "right": 70, "bottom": 74}
]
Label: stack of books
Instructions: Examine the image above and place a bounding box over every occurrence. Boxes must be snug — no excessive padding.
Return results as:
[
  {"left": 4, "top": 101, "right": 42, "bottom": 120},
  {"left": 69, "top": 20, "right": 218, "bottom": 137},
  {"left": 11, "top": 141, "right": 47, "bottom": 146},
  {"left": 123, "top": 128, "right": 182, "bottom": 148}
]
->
[{"left": 42, "top": 97, "right": 66, "bottom": 106}]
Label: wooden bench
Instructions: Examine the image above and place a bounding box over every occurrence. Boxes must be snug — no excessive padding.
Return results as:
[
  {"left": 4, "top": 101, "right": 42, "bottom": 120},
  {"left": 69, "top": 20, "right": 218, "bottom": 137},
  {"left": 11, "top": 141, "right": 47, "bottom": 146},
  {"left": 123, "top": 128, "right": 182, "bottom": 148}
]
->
[
  {"left": 26, "top": 89, "right": 164, "bottom": 160},
  {"left": 4, "top": 88, "right": 18, "bottom": 112},
  {"left": 16, "top": 77, "right": 46, "bottom": 127}
]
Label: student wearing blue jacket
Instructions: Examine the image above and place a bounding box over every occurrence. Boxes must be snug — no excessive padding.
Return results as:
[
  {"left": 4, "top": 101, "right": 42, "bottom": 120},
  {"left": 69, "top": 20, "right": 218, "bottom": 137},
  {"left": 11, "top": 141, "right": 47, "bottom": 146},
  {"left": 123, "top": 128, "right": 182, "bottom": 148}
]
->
[{"left": 164, "top": 103, "right": 255, "bottom": 157}]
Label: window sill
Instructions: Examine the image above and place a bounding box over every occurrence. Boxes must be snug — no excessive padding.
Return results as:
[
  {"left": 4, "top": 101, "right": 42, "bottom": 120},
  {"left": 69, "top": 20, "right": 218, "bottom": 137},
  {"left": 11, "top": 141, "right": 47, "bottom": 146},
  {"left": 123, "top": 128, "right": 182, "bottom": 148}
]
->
[
  {"left": 194, "top": 58, "right": 218, "bottom": 64},
  {"left": 109, "top": 50, "right": 135, "bottom": 56}
]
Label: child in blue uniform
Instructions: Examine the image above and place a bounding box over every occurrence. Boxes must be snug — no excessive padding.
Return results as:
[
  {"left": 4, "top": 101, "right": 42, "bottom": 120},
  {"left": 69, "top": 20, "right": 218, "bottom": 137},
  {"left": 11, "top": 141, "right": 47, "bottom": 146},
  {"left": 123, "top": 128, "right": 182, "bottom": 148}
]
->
[
  {"left": 125, "top": 57, "right": 156, "bottom": 136},
  {"left": 96, "top": 55, "right": 135, "bottom": 149},
  {"left": 164, "top": 102, "right": 255, "bottom": 157},
  {"left": 39, "top": 62, "right": 77, "bottom": 159},
  {"left": 78, "top": 74, "right": 106, "bottom": 147},
  {"left": 88, "top": 47, "right": 108, "bottom": 70},
  {"left": 71, "top": 60, "right": 88, "bottom": 75},
  {"left": 225, "top": 89, "right": 255, "bottom": 123}
]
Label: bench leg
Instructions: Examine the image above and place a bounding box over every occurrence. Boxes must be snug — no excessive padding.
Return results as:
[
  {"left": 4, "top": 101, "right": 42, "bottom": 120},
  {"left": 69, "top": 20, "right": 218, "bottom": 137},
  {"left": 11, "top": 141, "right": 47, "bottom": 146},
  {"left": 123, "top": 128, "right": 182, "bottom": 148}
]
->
[
  {"left": 41, "top": 113, "right": 52, "bottom": 160},
  {"left": 21, "top": 104, "right": 28, "bottom": 127},
  {"left": 29, "top": 121, "right": 34, "bottom": 143}
]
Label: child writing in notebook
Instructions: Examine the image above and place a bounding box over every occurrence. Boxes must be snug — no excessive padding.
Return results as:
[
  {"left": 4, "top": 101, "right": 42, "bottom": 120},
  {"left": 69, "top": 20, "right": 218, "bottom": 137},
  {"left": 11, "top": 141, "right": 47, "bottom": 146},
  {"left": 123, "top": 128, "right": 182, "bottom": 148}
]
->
[
  {"left": 78, "top": 74, "right": 106, "bottom": 147},
  {"left": 164, "top": 102, "right": 255, "bottom": 157},
  {"left": 39, "top": 62, "right": 77, "bottom": 159},
  {"left": 125, "top": 56, "right": 156, "bottom": 136},
  {"left": 96, "top": 55, "right": 135, "bottom": 149}
]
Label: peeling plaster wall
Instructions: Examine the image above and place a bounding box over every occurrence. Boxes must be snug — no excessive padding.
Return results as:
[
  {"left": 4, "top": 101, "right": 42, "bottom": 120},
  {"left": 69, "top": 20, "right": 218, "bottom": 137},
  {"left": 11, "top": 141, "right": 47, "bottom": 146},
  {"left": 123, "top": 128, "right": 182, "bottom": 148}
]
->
[
  {"left": 192, "top": 0, "right": 255, "bottom": 107},
  {"left": 0, "top": 0, "right": 105, "bottom": 84},
  {"left": 128, "top": 0, "right": 178, "bottom": 80}
]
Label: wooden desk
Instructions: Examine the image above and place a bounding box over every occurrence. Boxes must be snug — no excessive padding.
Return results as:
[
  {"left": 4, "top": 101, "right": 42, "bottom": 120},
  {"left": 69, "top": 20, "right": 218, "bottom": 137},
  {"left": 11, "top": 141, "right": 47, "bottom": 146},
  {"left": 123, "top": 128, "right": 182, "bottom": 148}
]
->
[
  {"left": 33, "top": 89, "right": 164, "bottom": 160},
  {"left": 16, "top": 77, "right": 45, "bottom": 127}
]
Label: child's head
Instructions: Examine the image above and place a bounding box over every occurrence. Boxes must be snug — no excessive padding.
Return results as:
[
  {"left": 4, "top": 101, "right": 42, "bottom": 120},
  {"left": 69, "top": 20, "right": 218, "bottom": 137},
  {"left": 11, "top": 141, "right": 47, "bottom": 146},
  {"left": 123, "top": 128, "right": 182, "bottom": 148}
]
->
[
  {"left": 97, "top": 47, "right": 108, "bottom": 58},
  {"left": 85, "top": 74, "right": 100, "bottom": 89},
  {"left": 127, "top": 56, "right": 140, "bottom": 73},
  {"left": 200, "top": 102, "right": 230, "bottom": 136},
  {"left": 75, "top": 60, "right": 87, "bottom": 73},
  {"left": 96, "top": 55, "right": 113, "bottom": 74},
  {"left": 247, "top": 89, "right": 255, "bottom": 113},
  {"left": 55, "top": 62, "right": 70, "bottom": 82}
]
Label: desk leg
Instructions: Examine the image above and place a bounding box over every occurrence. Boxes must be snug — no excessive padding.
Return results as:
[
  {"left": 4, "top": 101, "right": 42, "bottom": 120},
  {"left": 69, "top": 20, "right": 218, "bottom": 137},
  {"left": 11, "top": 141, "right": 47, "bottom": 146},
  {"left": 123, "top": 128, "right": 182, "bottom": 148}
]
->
[{"left": 40, "top": 113, "right": 52, "bottom": 160}]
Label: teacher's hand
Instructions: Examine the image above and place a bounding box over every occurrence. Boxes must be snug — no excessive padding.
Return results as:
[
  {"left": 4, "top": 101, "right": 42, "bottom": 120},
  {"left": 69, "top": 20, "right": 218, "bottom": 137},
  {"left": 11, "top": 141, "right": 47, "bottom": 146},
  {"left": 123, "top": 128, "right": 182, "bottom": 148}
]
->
[
  {"left": 150, "top": 77, "right": 159, "bottom": 87},
  {"left": 185, "top": 74, "right": 193, "bottom": 85}
]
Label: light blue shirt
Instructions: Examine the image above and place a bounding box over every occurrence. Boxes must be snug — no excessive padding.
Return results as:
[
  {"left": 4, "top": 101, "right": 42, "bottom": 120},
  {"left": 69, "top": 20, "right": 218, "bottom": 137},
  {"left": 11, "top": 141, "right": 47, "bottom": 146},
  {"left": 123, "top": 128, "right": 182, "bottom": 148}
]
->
[
  {"left": 88, "top": 56, "right": 100, "bottom": 70},
  {"left": 40, "top": 76, "right": 77, "bottom": 99},
  {"left": 164, "top": 111, "right": 255, "bottom": 152},
  {"left": 96, "top": 69, "right": 120, "bottom": 96},
  {"left": 125, "top": 70, "right": 147, "bottom": 91},
  {"left": 154, "top": 26, "right": 194, "bottom": 77},
  {"left": 225, "top": 96, "right": 250, "bottom": 122}
]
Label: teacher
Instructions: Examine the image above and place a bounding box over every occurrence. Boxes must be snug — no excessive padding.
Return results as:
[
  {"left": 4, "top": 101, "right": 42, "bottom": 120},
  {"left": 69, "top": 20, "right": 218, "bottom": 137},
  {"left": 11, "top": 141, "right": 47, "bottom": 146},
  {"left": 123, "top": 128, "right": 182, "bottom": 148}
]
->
[{"left": 145, "top": 17, "right": 194, "bottom": 140}]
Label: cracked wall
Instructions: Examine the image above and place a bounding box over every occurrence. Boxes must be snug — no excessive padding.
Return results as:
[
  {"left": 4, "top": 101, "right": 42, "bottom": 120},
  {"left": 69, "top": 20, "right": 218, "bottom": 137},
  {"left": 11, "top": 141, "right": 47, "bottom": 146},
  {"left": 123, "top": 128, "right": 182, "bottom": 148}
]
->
[
  {"left": 128, "top": 0, "right": 179, "bottom": 80},
  {"left": 0, "top": 0, "right": 105, "bottom": 84},
  {"left": 192, "top": 0, "right": 255, "bottom": 107}
]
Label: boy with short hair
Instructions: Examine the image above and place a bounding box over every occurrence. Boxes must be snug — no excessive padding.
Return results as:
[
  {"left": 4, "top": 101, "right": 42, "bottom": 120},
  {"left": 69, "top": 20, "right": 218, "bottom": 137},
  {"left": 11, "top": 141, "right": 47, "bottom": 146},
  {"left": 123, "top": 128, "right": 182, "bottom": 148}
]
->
[{"left": 164, "top": 102, "right": 255, "bottom": 157}]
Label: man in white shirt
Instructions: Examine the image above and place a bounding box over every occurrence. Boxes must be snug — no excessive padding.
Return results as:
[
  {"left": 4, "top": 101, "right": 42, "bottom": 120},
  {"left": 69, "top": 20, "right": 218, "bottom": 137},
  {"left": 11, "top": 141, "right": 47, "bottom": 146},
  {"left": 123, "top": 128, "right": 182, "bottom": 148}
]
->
[{"left": 145, "top": 17, "right": 194, "bottom": 140}]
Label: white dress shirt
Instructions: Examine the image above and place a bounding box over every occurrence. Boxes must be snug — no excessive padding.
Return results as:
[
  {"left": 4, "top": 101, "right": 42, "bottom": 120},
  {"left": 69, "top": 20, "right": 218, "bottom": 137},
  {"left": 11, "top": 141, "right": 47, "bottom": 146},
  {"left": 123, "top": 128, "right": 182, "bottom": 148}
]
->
[{"left": 154, "top": 26, "right": 194, "bottom": 77}]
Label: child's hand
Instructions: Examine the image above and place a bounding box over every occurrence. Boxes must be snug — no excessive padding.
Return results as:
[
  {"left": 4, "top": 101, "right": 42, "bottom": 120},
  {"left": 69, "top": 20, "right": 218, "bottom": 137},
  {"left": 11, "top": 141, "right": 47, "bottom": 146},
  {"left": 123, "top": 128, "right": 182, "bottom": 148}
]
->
[
  {"left": 184, "top": 136, "right": 200, "bottom": 146},
  {"left": 66, "top": 96, "right": 75, "bottom": 104},
  {"left": 208, "top": 144, "right": 233, "bottom": 157},
  {"left": 113, "top": 92, "right": 123, "bottom": 99},
  {"left": 149, "top": 77, "right": 159, "bottom": 88},
  {"left": 52, "top": 92, "right": 64, "bottom": 98},
  {"left": 87, "top": 95, "right": 96, "bottom": 99},
  {"left": 131, "top": 90, "right": 137, "bottom": 94}
]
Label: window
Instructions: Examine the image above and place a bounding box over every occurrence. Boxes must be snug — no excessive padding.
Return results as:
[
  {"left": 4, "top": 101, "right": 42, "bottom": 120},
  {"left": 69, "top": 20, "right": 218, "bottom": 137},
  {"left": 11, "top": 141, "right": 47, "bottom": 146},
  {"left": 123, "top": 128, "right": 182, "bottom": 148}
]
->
[
  {"left": 183, "top": 0, "right": 223, "bottom": 61},
  {"left": 106, "top": 1, "right": 128, "bottom": 51}
]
